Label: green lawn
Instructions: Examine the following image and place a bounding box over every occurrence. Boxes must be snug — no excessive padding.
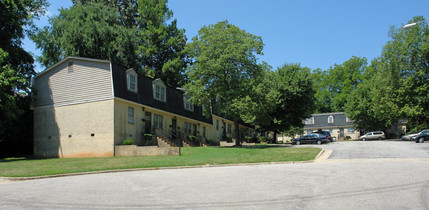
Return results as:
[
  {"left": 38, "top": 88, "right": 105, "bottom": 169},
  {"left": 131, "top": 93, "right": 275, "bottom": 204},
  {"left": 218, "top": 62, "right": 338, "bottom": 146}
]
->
[{"left": 0, "top": 146, "right": 321, "bottom": 177}]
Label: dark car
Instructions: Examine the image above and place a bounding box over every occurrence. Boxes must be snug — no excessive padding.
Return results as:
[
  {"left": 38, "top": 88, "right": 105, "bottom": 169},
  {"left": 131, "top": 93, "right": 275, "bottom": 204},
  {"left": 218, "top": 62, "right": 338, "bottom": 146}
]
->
[
  {"left": 413, "top": 132, "right": 429, "bottom": 143},
  {"left": 402, "top": 129, "right": 429, "bottom": 141},
  {"left": 292, "top": 133, "right": 329, "bottom": 145},
  {"left": 313, "top": 130, "right": 333, "bottom": 142}
]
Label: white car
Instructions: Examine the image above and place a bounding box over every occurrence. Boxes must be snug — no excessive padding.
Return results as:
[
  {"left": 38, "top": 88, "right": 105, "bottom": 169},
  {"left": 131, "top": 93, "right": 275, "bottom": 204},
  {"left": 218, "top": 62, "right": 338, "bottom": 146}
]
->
[{"left": 359, "top": 131, "right": 385, "bottom": 141}]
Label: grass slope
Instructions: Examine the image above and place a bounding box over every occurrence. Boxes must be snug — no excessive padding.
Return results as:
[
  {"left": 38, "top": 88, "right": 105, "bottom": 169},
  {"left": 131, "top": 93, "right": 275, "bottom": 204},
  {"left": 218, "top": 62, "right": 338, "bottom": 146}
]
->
[{"left": 0, "top": 146, "right": 321, "bottom": 177}]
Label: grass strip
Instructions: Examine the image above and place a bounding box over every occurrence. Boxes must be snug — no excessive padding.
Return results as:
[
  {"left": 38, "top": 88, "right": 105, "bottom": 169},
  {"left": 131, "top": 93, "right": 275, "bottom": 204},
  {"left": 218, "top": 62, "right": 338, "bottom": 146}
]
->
[{"left": 0, "top": 146, "right": 321, "bottom": 177}]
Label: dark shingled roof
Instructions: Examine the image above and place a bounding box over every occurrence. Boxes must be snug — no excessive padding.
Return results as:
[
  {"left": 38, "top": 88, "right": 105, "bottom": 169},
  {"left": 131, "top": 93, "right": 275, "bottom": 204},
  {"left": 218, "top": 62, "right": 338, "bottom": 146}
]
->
[
  {"left": 111, "top": 63, "right": 212, "bottom": 125},
  {"left": 304, "top": 112, "right": 354, "bottom": 129}
]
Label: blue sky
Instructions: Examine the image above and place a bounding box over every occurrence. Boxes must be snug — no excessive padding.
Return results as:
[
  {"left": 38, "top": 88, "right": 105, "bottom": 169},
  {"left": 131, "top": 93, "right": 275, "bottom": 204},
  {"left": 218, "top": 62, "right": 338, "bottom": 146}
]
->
[{"left": 23, "top": 0, "right": 429, "bottom": 72}]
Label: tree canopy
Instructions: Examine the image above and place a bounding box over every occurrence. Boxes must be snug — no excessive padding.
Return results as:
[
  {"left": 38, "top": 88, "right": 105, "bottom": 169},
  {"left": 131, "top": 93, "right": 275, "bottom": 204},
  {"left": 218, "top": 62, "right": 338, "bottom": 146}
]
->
[
  {"left": 0, "top": 0, "right": 48, "bottom": 157},
  {"left": 239, "top": 63, "right": 315, "bottom": 142},
  {"left": 32, "top": 2, "right": 139, "bottom": 68},
  {"left": 136, "top": 0, "right": 189, "bottom": 87},
  {"left": 312, "top": 56, "right": 367, "bottom": 113},
  {"left": 185, "top": 20, "right": 265, "bottom": 145},
  {"left": 345, "top": 16, "right": 429, "bottom": 132}
]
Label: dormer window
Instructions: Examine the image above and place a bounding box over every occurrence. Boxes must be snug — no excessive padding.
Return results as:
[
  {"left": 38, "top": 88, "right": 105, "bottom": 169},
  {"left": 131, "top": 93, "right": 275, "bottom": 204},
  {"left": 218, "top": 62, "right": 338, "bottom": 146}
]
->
[
  {"left": 346, "top": 117, "right": 352, "bottom": 122},
  {"left": 305, "top": 117, "right": 314, "bottom": 125},
  {"left": 153, "top": 79, "right": 166, "bottom": 102},
  {"left": 328, "top": 115, "right": 334, "bottom": 123},
  {"left": 184, "top": 95, "right": 194, "bottom": 111},
  {"left": 126, "top": 69, "right": 138, "bottom": 92}
]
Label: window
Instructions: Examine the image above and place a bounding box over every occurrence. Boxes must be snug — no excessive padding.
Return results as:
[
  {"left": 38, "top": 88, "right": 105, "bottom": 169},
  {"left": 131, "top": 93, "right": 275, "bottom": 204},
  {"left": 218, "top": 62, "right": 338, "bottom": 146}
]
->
[
  {"left": 306, "top": 130, "right": 313, "bottom": 134},
  {"left": 129, "top": 74, "right": 136, "bottom": 90},
  {"left": 153, "top": 114, "right": 163, "bottom": 129},
  {"left": 227, "top": 124, "right": 232, "bottom": 134},
  {"left": 348, "top": 128, "right": 355, "bottom": 133},
  {"left": 328, "top": 115, "right": 334, "bottom": 123},
  {"left": 216, "top": 120, "right": 219, "bottom": 130},
  {"left": 184, "top": 122, "right": 192, "bottom": 134},
  {"left": 128, "top": 107, "right": 134, "bottom": 124},
  {"left": 127, "top": 69, "right": 138, "bottom": 92},
  {"left": 329, "top": 129, "right": 333, "bottom": 134},
  {"left": 184, "top": 95, "right": 194, "bottom": 111},
  {"left": 305, "top": 117, "right": 314, "bottom": 125},
  {"left": 193, "top": 124, "right": 197, "bottom": 135},
  {"left": 153, "top": 85, "right": 166, "bottom": 101}
]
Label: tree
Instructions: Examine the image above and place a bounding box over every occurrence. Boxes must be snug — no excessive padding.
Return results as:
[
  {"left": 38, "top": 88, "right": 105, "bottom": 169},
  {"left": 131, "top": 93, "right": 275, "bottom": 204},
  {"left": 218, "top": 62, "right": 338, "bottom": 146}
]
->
[
  {"left": 185, "top": 20, "right": 264, "bottom": 146},
  {"left": 345, "top": 60, "right": 402, "bottom": 131},
  {"left": 313, "top": 56, "right": 367, "bottom": 113},
  {"left": 136, "top": 0, "right": 188, "bottom": 87},
  {"left": 312, "top": 68, "right": 331, "bottom": 113},
  {"left": 32, "top": 2, "right": 139, "bottom": 69},
  {"left": 239, "top": 64, "right": 315, "bottom": 143},
  {"left": 345, "top": 16, "right": 429, "bottom": 133},
  {"left": 0, "top": 0, "right": 48, "bottom": 157},
  {"left": 72, "top": 0, "right": 138, "bottom": 28}
]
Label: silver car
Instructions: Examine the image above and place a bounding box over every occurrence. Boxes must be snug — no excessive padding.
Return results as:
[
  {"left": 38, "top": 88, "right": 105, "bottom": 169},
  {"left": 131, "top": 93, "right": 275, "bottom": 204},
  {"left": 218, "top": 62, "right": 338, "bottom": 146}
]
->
[{"left": 359, "top": 131, "right": 385, "bottom": 141}]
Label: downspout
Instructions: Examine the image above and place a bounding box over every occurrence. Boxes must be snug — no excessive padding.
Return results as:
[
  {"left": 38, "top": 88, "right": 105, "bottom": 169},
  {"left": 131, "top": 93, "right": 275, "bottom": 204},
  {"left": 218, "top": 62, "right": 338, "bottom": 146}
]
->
[{"left": 110, "top": 61, "right": 116, "bottom": 156}]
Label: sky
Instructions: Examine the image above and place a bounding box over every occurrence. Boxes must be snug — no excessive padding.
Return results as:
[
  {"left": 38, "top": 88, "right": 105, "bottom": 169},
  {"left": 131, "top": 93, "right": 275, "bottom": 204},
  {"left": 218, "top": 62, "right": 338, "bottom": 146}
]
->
[{"left": 23, "top": 0, "right": 429, "bottom": 72}]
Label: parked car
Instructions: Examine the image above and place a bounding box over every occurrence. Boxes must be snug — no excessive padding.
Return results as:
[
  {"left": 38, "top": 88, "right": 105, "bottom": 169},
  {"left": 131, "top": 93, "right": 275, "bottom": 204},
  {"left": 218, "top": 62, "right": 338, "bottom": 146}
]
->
[
  {"left": 402, "top": 130, "right": 429, "bottom": 141},
  {"left": 413, "top": 132, "right": 429, "bottom": 143},
  {"left": 358, "top": 131, "right": 385, "bottom": 141},
  {"left": 312, "top": 130, "right": 333, "bottom": 142},
  {"left": 292, "top": 133, "right": 329, "bottom": 145}
]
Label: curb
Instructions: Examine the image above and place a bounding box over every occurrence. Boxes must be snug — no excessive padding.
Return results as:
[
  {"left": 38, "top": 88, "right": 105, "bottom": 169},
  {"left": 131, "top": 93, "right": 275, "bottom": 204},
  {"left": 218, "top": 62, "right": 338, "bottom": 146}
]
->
[{"left": 1, "top": 149, "right": 326, "bottom": 182}]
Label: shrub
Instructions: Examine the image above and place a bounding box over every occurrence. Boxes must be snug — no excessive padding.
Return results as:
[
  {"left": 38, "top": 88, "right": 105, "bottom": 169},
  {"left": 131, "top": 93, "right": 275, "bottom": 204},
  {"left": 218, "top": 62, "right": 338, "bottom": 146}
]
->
[
  {"left": 187, "top": 135, "right": 199, "bottom": 145},
  {"left": 206, "top": 139, "right": 220, "bottom": 146},
  {"left": 144, "top": 134, "right": 153, "bottom": 140},
  {"left": 123, "top": 139, "right": 134, "bottom": 145},
  {"left": 244, "top": 136, "right": 252, "bottom": 143}
]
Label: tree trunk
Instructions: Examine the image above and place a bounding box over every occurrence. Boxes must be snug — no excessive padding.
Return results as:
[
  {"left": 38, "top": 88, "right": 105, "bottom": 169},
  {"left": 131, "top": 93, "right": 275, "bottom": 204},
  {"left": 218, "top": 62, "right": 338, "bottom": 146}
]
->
[{"left": 234, "top": 120, "right": 241, "bottom": 146}]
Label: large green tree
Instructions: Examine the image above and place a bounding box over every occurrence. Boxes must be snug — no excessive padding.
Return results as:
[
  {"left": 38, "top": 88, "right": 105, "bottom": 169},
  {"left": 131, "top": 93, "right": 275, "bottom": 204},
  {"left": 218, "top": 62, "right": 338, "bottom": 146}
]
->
[
  {"left": 185, "top": 20, "right": 265, "bottom": 146},
  {"left": 239, "top": 63, "right": 315, "bottom": 142},
  {"left": 0, "top": 0, "right": 48, "bottom": 157},
  {"left": 32, "top": 2, "right": 139, "bottom": 69},
  {"left": 72, "top": 0, "right": 138, "bottom": 28},
  {"left": 136, "top": 0, "right": 188, "bottom": 87},
  {"left": 313, "top": 56, "right": 367, "bottom": 113},
  {"left": 345, "top": 16, "right": 429, "bottom": 133}
]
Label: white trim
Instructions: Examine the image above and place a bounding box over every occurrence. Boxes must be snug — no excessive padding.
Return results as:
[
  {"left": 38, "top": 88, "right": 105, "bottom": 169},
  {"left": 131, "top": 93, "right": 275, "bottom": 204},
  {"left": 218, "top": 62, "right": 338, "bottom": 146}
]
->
[
  {"left": 126, "top": 69, "right": 138, "bottom": 93},
  {"left": 328, "top": 115, "right": 334, "bottom": 123},
  {"left": 114, "top": 97, "right": 212, "bottom": 127},
  {"left": 32, "top": 97, "right": 114, "bottom": 110},
  {"left": 311, "top": 112, "right": 345, "bottom": 116},
  {"left": 35, "top": 57, "right": 111, "bottom": 79}
]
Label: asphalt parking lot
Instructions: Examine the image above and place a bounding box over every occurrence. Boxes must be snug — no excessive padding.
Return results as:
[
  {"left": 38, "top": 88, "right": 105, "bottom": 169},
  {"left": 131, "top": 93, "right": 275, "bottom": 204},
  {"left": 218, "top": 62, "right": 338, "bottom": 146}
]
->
[{"left": 296, "top": 140, "right": 429, "bottom": 159}]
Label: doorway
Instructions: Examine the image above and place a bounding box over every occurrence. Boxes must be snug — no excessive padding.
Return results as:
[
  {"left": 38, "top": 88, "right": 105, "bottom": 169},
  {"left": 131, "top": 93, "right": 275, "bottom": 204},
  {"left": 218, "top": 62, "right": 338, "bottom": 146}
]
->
[{"left": 145, "top": 112, "right": 152, "bottom": 133}]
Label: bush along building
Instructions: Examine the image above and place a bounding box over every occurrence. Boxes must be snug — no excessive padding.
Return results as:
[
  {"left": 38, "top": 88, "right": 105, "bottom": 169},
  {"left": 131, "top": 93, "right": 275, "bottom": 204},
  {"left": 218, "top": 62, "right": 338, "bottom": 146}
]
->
[{"left": 32, "top": 57, "right": 255, "bottom": 158}]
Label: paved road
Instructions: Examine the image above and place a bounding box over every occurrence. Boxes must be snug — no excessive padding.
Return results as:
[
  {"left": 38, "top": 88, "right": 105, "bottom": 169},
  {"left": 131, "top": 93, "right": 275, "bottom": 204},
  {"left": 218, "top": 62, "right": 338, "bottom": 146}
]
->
[
  {"left": 300, "top": 140, "right": 429, "bottom": 159},
  {"left": 1, "top": 141, "right": 429, "bottom": 209}
]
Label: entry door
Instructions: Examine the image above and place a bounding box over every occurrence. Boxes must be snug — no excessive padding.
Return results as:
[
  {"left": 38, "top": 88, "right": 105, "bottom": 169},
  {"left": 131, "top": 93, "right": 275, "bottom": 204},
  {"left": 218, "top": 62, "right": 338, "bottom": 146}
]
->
[
  {"left": 171, "top": 119, "right": 177, "bottom": 139},
  {"left": 145, "top": 112, "right": 152, "bottom": 133},
  {"left": 340, "top": 128, "right": 344, "bottom": 139}
]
